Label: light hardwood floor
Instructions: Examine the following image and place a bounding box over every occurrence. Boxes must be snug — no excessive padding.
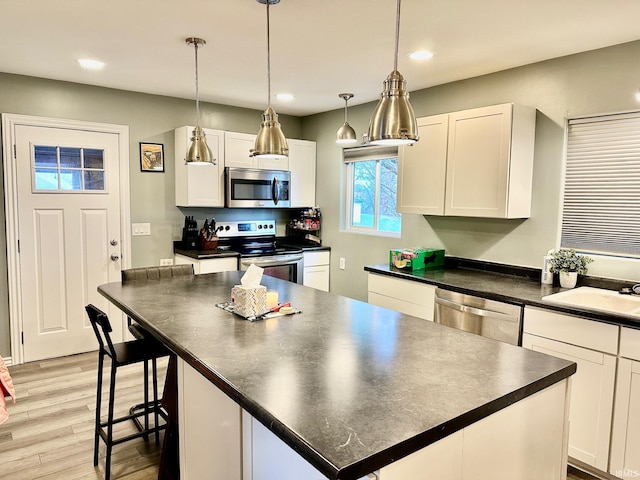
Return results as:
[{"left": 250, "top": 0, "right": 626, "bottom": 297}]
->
[
  {"left": 1, "top": 351, "right": 166, "bottom": 479},
  {"left": 1, "top": 352, "right": 601, "bottom": 480}
]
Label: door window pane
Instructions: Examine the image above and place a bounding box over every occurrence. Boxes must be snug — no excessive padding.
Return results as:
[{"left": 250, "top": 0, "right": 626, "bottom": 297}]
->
[
  {"left": 84, "top": 170, "right": 105, "bottom": 190},
  {"left": 84, "top": 149, "right": 104, "bottom": 169},
  {"left": 59, "top": 147, "right": 81, "bottom": 168},
  {"left": 34, "top": 146, "right": 58, "bottom": 167},
  {"left": 59, "top": 170, "right": 82, "bottom": 190},
  {"left": 34, "top": 169, "right": 59, "bottom": 190}
]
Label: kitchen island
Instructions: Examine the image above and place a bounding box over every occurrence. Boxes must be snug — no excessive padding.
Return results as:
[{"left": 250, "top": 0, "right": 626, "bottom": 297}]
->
[{"left": 99, "top": 271, "right": 575, "bottom": 480}]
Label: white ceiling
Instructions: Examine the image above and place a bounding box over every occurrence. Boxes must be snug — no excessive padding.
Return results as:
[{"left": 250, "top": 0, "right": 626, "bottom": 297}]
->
[{"left": 2, "top": 0, "right": 640, "bottom": 116}]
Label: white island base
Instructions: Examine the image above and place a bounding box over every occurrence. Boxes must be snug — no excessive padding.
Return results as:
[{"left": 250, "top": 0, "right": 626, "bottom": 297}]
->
[{"left": 177, "top": 358, "right": 571, "bottom": 480}]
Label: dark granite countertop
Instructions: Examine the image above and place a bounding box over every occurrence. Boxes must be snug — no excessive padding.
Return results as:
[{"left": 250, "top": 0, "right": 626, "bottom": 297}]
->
[
  {"left": 365, "top": 258, "right": 640, "bottom": 329},
  {"left": 99, "top": 271, "right": 575, "bottom": 480}
]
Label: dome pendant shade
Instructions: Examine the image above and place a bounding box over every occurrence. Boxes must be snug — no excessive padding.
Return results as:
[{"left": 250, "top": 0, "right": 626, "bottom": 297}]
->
[
  {"left": 336, "top": 122, "right": 357, "bottom": 144},
  {"left": 185, "top": 37, "right": 215, "bottom": 164},
  {"left": 251, "top": 106, "right": 288, "bottom": 158},
  {"left": 367, "top": 0, "right": 419, "bottom": 146},
  {"left": 368, "top": 70, "right": 418, "bottom": 145},
  {"left": 253, "top": 0, "right": 288, "bottom": 158},
  {"left": 187, "top": 126, "right": 214, "bottom": 164},
  {"left": 336, "top": 92, "right": 357, "bottom": 145}
]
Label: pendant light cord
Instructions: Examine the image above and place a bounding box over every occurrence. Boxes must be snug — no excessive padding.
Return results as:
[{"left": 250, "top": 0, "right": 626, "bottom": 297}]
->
[
  {"left": 394, "top": 0, "right": 401, "bottom": 72},
  {"left": 266, "top": 1, "right": 272, "bottom": 108},
  {"left": 343, "top": 98, "right": 349, "bottom": 123},
  {"left": 194, "top": 41, "right": 201, "bottom": 128}
]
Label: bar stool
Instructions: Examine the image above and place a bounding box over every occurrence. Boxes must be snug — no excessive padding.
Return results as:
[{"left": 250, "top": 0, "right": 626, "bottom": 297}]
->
[
  {"left": 120, "top": 264, "right": 193, "bottom": 480},
  {"left": 85, "top": 304, "right": 169, "bottom": 480}
]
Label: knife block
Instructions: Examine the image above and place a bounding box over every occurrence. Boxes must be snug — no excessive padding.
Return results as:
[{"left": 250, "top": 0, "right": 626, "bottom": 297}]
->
[
  {"left": 200, "top": 236, "right": 219, "bottom": 250},
  {"left": 181, "top": 228, "right": 199, "bottom": 250}
]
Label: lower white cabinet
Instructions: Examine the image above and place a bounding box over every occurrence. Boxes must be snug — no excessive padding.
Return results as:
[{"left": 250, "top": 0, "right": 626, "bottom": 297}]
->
[
  {"left": 178, "top": 356, "right": 569, "bottom": 480},
  {"left": 174, "top": 253, "right": 238, "bottom": 274},
  {"left": 610, "top": 327, "right": 640, "bottom": 479},
  {"left": 523, "top": 307, "right": 618, "bottom": 472},
  {"left": 303, "top": 251, "right": 330, "bottom": 292},
  {"left": 367, "top": 273, "right": 435, "bottom": 321},
  {"left": 178, "top": 358, "right": 242, "bottom": 480}
]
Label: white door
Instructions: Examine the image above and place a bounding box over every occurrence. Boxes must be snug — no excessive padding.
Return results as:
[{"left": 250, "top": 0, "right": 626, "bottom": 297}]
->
[{"left": 14, "top": 124, "right": 123, "bottom": 362}]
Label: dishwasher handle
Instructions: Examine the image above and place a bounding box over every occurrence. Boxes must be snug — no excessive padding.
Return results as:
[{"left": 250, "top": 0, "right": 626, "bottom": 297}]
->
[{"left": 435, "top": 296, "right": 520, "bottom": 323}]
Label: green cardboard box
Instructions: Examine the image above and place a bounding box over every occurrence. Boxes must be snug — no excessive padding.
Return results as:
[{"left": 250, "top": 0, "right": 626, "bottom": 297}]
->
[{"left": 390, "top": 248, "right": 445, "bottom": 271}]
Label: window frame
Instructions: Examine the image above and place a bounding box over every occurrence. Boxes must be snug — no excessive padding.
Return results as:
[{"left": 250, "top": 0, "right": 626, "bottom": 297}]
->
[{"left": 342, "top": 145, "right": 401, "bottom": 238}]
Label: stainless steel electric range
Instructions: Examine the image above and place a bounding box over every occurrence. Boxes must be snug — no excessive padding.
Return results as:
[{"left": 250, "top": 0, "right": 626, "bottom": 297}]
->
[{"left": 216, "top": 219, "right": 304, "bottom": 284}]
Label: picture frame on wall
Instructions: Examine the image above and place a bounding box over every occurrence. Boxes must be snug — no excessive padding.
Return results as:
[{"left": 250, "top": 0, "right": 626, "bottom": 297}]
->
[{"left": 140, "top": 142, "right": 164, "bottom": 172}]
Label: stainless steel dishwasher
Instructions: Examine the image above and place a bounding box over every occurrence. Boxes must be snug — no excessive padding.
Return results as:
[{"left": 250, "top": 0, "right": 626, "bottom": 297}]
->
[{"left": 434, "top": 288, "right": 523, "bottom": 345}]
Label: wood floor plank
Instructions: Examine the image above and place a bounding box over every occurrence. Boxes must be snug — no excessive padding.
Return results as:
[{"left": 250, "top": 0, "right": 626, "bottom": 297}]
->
[{"left": 3, "top": 352, "right": 160, "bottom": 479}]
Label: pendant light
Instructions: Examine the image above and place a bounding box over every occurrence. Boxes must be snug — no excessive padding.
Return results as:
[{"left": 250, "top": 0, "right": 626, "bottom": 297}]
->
[
  {"left": 336, "top": 93, "right": 357, "bottom": 145},
  {"left": 367, "top": 0, "right": 419, "bottom": 146},
  {"left": 251, "top": 0, "right": 288, "bottom": 159},
  {"left": 185, "top": 37, "right": 214, "bottom": 164}
]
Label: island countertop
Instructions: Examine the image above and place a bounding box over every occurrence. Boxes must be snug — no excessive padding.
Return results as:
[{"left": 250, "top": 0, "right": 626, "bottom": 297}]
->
[{"left": 99, "top": 271, "right": 575, "bottom": 480}]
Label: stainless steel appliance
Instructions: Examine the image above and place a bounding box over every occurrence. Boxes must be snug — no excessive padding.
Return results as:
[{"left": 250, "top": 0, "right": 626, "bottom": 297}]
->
[
  {"left": 225, "top": 167, "right": 290, "bottom": 208},
  {"left": 217, "top": 220, "right": 303, "bottom": 284},
  {"left": 434, "top": 288, "right": 523, "bottom": 345}
]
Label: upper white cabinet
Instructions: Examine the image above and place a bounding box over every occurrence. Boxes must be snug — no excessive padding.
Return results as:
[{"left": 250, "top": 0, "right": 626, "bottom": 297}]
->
[
  {"left": 397, "top": 114, "right": 449, "bottom": 215},
  {"left": 398, "top": 103, "right": 536, "bottom": 218},
  {"left": 288, "top": 139, "right": 317, "bottom": 207},
  {"left": 224, "top": 131, "right": 289, "bottom": 171},
  {"left": 175, "top": 126, "right": 225, "bottom": 207}
]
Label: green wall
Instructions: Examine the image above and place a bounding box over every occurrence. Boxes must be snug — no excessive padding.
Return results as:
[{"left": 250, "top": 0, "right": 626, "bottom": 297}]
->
[
  {"left": 0, "top": 73, "right": 302, "bottom": 357},
  {"left": 3, "top": 39, "right": 640, "bottom": 357},
  {"left": 303, "top": 40, "right": 640, "bottom": 302}
]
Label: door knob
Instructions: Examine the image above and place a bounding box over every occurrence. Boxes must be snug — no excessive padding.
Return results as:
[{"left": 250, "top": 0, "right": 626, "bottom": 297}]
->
[
  {"left": 110, "top": 239, "right": 118, "bottom": 246},
  {"left": 110, "top": 254, "right": 120, "bottom": 261}
]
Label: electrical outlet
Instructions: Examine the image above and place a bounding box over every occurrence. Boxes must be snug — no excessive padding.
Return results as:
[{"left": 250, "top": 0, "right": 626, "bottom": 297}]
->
[
  {"left": 339, "top": 257, "right": 346, "bottom": 270},
  {"left": 160, "top": 259, "right": 174, "bottom": 266}
]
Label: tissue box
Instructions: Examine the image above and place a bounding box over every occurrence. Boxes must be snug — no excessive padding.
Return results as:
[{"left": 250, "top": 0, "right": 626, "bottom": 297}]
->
[
  {"left": 390, "top": 248, "right": 445, "bottom": 271},
  {"left": 232, "top": 285, "right": 267, "bottom": 317}
]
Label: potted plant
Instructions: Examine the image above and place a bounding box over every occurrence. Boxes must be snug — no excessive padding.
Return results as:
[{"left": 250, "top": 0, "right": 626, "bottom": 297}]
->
[{"left": 549, "top": 248, "right": 593, "bottom": 288}]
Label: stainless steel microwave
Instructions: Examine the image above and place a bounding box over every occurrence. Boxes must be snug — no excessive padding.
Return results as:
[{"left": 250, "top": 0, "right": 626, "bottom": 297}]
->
[{"left": 225, "top": 167, "right": 291, "bottom": 208}]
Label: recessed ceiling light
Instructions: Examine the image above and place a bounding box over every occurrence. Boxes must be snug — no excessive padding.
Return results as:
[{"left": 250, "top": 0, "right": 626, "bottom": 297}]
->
[
  {"left": 635, "top": 88, "right": 640, "bottom": 102},
  {"left": 276, "top": 93, "right": 294, "bottom": 102},
  {"left": 408, "top": 50, "right": 434, "bottom": 61},
  {"left": 77, "top": 59, "right": 105, "bottom": 70}
]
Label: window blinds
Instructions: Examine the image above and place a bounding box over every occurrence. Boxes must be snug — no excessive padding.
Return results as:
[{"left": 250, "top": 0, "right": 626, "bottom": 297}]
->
[
  {"left": 343, "top": 145, "right": 398, "bottom": 163},
  {"left": 562, "top": 112, "right": 640, "bottom": 256}
]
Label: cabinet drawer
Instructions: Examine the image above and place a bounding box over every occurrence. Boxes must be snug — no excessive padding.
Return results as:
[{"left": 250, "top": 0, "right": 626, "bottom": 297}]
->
[
  {"left": 368, "top": 274, "right": 434, "bottom": 306},
  {"left": 523, "top": 306, "right": 619, "bottom": 355},
  {"left": 303, "top": 251, "right": 330, "bottom": 267},
  {"left": 620, "top": 327, "right": 640, "bottom": 361},
  {"left": 368, "top": 292, "right": 433, "bottom": 321}
]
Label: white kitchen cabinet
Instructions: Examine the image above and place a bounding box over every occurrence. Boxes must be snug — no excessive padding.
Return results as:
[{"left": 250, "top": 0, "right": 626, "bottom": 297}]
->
[
  {"left": 175, "top": 126, "right": 225, "bottom": 207},
  {"left": 379, "top": 380, "right": 570, "bottom": 480},
  {"left": 288, "top": 138, "right": 317, "bottom": 207},
  {"left": 178, "top": 358, "right": 242, "bottom": 480},
  {"left": 523, "top": 306, "right": 618, "bottom": 472},
  {"left": 397, "top": 114, "right": 449, "bottom": 215},
  {"left": 397, "top": 103, "right": 536, "bottom": 218},
  {"left": 367, "top": 273, "right": 435, "bottom": 321},
  {"left": 445, "top": 103, "right": 535, "bottom": 218},
  {"left": 224, "top": 131, "right": 289, "bottom": 171},
  {"left": 303, "top": 250, "right": 329, "bottom": 292},
  {"left": 174, "top": 253, "right": 238, "bottom": 274},
  {"left": 610, "top": 327, "right": 640, "bottom": 479}
]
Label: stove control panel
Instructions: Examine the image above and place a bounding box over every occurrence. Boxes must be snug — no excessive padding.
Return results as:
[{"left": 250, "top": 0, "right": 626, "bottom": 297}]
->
[{"left": 217, "top": 220, "right": 277, "bottom": 237}]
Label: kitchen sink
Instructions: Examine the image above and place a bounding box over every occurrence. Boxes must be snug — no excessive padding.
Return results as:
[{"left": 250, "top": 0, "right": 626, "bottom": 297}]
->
[{"left": 542, "top": 286, "right": 640, "bottom": 318}]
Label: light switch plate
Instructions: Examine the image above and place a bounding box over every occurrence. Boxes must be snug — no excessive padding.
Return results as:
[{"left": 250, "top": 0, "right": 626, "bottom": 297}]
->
[{"left": 132, "top": 223, "right": 151, "bottom": 236}]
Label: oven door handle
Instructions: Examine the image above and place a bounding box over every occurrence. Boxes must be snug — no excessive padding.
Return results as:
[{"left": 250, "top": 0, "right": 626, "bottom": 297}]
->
[
  {"left": 272, "top": 177, "right": 280, "bottom": 206},
  {"left": 241, "top": 254, "right": 303, "bottom": 267}
]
